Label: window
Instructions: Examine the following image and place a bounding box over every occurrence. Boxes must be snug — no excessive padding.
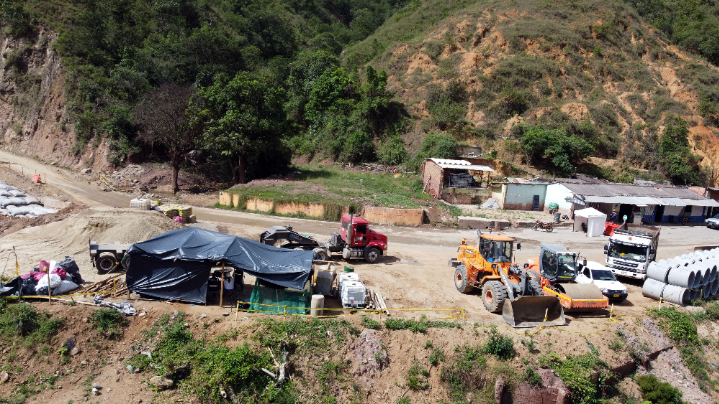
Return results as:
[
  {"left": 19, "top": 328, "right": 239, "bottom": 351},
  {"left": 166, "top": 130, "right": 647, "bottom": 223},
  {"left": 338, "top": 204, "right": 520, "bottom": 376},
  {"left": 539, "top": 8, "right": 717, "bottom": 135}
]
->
[{"left": 542, "top": 251, "right": 555, "bottom": 277}]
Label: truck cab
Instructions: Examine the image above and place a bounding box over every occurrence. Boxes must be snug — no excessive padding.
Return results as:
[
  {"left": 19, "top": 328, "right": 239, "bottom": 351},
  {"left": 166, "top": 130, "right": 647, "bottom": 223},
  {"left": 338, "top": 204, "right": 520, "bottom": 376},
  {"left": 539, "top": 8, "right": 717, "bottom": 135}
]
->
[
  {"left": 604, "top": 227, "right": 659, "bottom": 280},
  {"left": 339, "top": 215, "right": 388, "bottom": 250}
]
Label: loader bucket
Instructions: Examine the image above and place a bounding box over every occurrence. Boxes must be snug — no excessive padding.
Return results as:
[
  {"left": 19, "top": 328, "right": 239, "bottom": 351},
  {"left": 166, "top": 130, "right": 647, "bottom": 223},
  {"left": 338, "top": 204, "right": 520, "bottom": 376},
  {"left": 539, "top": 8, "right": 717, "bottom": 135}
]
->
[{"left": 502, "top": 296, "right": 566, "bottom": 328}]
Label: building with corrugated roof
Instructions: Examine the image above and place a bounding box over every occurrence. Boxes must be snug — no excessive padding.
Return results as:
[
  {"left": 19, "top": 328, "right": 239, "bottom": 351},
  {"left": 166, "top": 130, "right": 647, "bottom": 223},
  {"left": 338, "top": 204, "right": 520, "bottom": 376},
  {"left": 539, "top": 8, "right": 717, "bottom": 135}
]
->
[
  {"left": 545, "top": 182, "right": 719, "bottom": 224},
  {"left": 421, "top": 158, "right": 494, "bottom": 204}
]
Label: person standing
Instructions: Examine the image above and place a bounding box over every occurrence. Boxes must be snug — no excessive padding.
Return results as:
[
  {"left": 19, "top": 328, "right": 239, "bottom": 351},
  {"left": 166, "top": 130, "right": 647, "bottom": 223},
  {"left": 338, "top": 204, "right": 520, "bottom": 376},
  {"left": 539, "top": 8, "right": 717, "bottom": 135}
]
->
[{"left": 610, "top": 209, "right": 618, "bottom": 223}]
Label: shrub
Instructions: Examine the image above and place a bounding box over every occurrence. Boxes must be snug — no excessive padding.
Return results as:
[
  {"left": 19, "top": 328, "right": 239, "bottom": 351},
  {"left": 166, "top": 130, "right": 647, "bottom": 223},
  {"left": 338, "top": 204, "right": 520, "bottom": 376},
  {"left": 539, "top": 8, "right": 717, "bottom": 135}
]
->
[
  {"left": 522, "top": 367, "right": 542, "bottom": 386},
  {"left": 635, "top": 375, "right": 683, "bottom": 404},
  {"left": 429, "top": 347, "right": 444, "bottom": 366},
  {"left": 483, "top": 327, "right": 514, "bottom": 360},
  {"left": 91, "top": 308, "right": 127, "bottom": 338},
  {"left": 407, "top": 364, "right": 429, "bottom": 390},
  {"left": 539, "top": 349, "right": 611, "bottom": 404},
  {"left": 407, "top": 133, "right": 458, "bottom": 170},
  {"left": 376, "top": 136, "right": 408, "bottom": 165}
]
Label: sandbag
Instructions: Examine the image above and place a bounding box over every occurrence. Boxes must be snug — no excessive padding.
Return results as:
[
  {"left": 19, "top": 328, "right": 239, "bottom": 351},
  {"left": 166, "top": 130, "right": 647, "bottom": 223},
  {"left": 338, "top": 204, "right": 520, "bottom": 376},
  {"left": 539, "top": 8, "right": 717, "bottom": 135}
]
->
[
  {"left": 0, "top": 190, "right": 9, "bottom": 197},
  {"left": 8, "top": 189, "right": 25, "bottom": 197},
  {"left": 53, "top": 280, "right": 79, "bottom": 295},
  {"left": 37, "top": 273, "right": 61, "bottom": 289},
  {"left": 24, "top": 196, "right": 40, "bottom": 205}
]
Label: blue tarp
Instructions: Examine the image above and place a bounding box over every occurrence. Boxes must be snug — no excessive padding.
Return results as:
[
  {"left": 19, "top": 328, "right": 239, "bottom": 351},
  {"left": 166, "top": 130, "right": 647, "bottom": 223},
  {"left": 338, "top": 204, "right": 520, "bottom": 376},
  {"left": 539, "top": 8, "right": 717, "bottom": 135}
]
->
[{"left": 126, "top": 228, "right": 313, "bottom": 304}]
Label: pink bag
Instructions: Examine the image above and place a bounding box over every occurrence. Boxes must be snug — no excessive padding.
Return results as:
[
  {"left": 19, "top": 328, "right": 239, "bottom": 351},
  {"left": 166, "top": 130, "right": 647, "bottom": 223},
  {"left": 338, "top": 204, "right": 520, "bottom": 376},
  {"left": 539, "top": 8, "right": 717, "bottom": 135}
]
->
[
  {"left": 51, "top": 267, "right": 67, "bottom": 280},
  {"left": 39, "top": 260, "right": 50, "bottom": 272},
  {"left": 173, "top": 216, "right": 184, "bottom": 224},
  {"left": 21, "top": 272, "right": 33, "bottom": 280},
  {"left": 33, "top": 272, "right": 46, "bottom": 282}
]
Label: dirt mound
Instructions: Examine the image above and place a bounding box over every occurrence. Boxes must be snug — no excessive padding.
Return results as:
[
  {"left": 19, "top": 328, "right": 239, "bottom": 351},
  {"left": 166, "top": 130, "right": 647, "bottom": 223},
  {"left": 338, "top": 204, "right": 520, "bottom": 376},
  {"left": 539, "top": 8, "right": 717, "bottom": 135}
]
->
[{"left": 0, "top": 208, "right": 183, "bottom": 282}]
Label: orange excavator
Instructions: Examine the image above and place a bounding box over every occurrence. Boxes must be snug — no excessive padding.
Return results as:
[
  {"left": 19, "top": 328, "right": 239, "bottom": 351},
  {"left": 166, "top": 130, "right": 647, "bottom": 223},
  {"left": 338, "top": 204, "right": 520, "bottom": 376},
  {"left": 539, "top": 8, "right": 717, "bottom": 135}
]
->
[
  {"left": 525, "top": 244, "right": 609, "bottom": 312},
  {"left": 450, "top": 230, "right": 566, "bottom": 327}
]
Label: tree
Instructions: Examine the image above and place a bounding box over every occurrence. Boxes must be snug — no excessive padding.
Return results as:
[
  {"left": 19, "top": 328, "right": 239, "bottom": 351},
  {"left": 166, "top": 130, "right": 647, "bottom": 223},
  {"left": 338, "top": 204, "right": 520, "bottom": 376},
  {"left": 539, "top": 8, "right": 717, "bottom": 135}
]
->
[
  {"left": 197, "top": 72, "right": 287, "bottom": 184},
  {"left": 135, "top": 83, "right": 199, "bottom": 194},
  {"left": 658, "top": 116, "right": 704, "bottom": 185},
  {"left": 521, "top": 127, "right": 594, "bottom": 175}
]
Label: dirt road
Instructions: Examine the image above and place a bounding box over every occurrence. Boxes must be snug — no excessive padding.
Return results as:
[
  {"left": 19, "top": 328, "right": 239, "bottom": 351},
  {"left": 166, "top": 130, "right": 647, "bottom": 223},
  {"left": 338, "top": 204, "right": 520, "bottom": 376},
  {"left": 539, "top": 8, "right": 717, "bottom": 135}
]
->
[{"left": 3, "top": 149, "right": 719, "bottom": 329}]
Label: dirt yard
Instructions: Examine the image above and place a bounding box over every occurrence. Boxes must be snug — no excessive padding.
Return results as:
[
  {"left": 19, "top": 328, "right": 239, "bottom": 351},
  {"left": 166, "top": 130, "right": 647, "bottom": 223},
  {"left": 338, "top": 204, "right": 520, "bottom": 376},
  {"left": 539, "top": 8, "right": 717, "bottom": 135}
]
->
[{"left": 2, "top": 149, "right": 719, "bottom": 403}]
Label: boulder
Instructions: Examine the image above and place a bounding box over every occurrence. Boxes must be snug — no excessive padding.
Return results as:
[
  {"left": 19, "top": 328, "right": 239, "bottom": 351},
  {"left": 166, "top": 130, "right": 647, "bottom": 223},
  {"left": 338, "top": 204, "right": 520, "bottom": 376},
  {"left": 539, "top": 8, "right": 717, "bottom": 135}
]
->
[{"left": 149, "top": 376, "right": 174, "bottom": 390}]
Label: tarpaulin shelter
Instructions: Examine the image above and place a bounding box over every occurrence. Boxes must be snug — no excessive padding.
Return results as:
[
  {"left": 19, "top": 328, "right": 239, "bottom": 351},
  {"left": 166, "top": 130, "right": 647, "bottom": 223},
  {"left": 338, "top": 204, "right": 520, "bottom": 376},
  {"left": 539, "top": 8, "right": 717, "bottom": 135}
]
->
[
  {"left": 573, "top": 207, "right": 607, "bottom": 237},
  {"left": 125, "top": 228, "right": 314, "bottom": 304}
]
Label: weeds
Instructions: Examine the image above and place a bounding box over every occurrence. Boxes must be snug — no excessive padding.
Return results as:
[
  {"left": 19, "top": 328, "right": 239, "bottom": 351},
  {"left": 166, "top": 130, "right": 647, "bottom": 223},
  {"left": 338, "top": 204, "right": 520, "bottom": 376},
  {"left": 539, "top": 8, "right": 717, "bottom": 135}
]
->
[
  {"left": 429, "top": 347, "right": 445, "bottom": 366},
  {"left": 483, "top": 327, "right": 514, "bottom": 360},
  {"left": 522, "top": 367, "right": 543, "bottom": 386},
  {"left": 384, "top": 316, "right": 462, "bottom": 333},
  {"left": 361, "top": 316, "right": 381, "bottom": 330},
  {"left": 539, "top": 347, "right": 612, "bottom": 404},
  {"left": 90, "top": 308, "right": 127, "bottom": 338},
  {"left": 407, "top": 364, "right": 429, "bottom": 390},
  {"left": 0, "top": 302, "right": 64, "bottom": 346},
  {"left": 440, "top": 345, "right": 487, "bottom": 401},
  {"left": 635, "top": 374, "right": 683, "bottom": 404},
  {"left": 521, "top": 337, "right": 537, "bottom": 353}
]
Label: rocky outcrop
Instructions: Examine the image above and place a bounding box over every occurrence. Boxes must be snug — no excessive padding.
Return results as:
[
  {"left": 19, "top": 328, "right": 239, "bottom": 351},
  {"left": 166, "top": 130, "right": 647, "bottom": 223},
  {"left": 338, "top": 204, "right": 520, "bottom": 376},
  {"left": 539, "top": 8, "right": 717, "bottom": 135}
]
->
[{"left": 0, "top": 27, "right": 110, "bottom": 172}]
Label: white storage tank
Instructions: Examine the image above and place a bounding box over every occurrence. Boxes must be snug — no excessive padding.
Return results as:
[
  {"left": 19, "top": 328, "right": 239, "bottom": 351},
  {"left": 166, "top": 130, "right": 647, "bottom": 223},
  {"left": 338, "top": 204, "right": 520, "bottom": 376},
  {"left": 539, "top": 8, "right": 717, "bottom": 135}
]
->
[{"left": 340, "top": 281, "right": 366, "bottom": 308}]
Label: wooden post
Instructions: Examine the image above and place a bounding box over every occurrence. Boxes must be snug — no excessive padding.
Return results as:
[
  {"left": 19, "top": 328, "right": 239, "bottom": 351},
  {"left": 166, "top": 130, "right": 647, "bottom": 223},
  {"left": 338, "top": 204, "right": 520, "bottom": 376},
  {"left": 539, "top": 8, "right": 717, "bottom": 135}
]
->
[
  {"left": 48, "top": 273, "right": 52, "bottom": 303},
  {"left": 219, "top": 263, "right": 224, "bottom": 308}
]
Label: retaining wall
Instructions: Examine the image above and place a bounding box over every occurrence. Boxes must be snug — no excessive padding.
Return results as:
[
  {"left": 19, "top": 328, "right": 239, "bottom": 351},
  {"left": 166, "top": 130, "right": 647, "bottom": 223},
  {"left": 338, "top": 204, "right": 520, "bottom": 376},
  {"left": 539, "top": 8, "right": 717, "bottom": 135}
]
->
[
  {"left": 218, "top": 193, "right": 352, "bottom": 219},
  {"left": 362, "top": 206, "right": 424, "bottom": 226}
]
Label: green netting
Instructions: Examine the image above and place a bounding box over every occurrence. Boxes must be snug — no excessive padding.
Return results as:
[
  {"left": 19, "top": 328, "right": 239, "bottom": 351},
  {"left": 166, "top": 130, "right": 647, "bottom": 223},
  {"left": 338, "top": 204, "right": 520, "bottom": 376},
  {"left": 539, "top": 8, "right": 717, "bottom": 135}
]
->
[{"left": 249, "top": 279, "right": 311, "bottom": 315}]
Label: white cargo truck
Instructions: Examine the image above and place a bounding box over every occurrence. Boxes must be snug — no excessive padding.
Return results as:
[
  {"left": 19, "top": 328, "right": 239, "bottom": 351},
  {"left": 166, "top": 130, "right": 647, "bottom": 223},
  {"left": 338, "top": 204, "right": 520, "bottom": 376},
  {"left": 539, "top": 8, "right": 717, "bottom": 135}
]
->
[{"left": 603, "top": 224, "right": 660, "bottom": 280}]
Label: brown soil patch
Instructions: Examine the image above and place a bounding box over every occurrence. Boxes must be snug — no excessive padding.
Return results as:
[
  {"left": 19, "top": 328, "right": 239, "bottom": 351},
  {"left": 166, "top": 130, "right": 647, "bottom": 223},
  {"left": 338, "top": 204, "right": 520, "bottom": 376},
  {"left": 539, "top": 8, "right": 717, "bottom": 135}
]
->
[
  {"left": 560, "top": 102, "right": 591, "bottom": 121},
  {"left": 406, "top": 52, "right": 437, "bottom": 75}
]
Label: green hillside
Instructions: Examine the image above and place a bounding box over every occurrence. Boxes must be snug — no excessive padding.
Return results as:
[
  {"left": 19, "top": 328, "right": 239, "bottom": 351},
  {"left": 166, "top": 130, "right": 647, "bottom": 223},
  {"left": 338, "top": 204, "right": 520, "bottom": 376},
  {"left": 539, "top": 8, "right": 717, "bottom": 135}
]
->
[{"left": 2, "top": 0, "right": 719, "bottom": 186}]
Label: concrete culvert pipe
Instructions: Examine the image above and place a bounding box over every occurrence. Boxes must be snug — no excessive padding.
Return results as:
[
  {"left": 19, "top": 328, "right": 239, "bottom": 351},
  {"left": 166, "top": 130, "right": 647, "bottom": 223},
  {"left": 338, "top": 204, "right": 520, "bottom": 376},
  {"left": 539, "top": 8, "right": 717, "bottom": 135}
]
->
[
  {"left": 662, "top": 284, "right": 690, "bottom": 306},
  {"left": 642, "top": 279, "right": 667, "bottom": 300},
  {"left": 691, "top": 270, "right": 703, "bottom": 290},
  {"left": 647, "top": 261, "right": 672, "bottom": 283},
  {"left": 692, "top": 288, "right": 702, "bottom": 301},
  {"left": 704, "top": 268, "right": 712, "bottom": 285},
  {"left": 667, "top": 268, "right": 695, "bottom": 289},
  {"left": 703, "top": 282, "right": 712, "bottom": 299},
  {"left": 712, "top": 278, "right": 719, "bottom": 296}
]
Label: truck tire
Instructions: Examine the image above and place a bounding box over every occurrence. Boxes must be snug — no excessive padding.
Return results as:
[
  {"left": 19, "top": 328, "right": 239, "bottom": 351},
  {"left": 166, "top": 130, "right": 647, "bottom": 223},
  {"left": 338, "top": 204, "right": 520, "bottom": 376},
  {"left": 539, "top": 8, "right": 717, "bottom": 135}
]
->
[
  {"left": 454, "top": 264, "right": 473, "bottom": 294},
  {"left": 364, "top": 247, "right": 381, "bottom": 263},
  {"left": 95, "top": 253, "right": 118, "bottom": 274},
  {"left": 482, "top": 281, "right": 508, "bottom": 313},
  {"left": 313, "top": 248, "right": 329, "bottom": 261}
]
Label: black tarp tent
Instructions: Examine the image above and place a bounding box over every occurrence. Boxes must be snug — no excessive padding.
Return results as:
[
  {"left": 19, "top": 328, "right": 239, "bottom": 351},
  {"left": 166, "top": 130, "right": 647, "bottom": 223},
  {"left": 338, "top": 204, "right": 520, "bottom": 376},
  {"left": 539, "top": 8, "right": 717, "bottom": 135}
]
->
[{"left": 125, "top": 227, "right": 313, "bottom": 304}]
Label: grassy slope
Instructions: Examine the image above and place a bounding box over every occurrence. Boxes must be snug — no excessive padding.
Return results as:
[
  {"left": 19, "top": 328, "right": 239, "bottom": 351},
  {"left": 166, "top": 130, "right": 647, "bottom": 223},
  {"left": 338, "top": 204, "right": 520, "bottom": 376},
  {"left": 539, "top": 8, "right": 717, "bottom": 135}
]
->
[
  {"left": 344, "top": 0, "right": 719, "bottom": 183},
  {"left": 224, "top": 164, "right": 432, "bottom": 211}
]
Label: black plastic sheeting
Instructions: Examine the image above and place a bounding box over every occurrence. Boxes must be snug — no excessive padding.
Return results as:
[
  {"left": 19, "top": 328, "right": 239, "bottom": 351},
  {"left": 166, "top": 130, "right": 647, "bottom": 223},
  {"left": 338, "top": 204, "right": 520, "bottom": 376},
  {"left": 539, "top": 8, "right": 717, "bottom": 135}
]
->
[{"left": 125, "top": 228, "right": 314, "bottom": 304}]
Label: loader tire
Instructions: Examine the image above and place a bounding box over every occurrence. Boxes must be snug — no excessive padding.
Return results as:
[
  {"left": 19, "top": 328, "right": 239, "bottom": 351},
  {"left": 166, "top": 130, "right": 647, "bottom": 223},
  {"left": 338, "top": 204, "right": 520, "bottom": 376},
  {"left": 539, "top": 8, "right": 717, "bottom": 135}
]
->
[
  {"left": 95, "top": 253, "right": 118, "bottom": 274},
  {"left": 528, "top": 270, "right": 543, "bottom": 295},
  {"left": 454, "top": 264, "right": 473, "bottom": 294},
  {"left": 482, "top": 281, "right": 508, "bottom": 313}
]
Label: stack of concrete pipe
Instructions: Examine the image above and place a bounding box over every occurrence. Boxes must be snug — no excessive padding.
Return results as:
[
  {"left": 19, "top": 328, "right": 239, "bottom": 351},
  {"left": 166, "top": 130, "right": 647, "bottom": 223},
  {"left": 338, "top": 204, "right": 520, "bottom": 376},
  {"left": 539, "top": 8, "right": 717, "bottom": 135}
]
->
[{"left": 642, "top": 249, "right": 719, "bottom": 306}]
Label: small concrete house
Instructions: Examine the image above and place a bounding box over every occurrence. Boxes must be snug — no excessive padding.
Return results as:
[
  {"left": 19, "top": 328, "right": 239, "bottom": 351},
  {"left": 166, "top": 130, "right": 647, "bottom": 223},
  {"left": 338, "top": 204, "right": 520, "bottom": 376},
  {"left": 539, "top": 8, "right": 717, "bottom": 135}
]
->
[
  {"left": 490, "top": 180, "right": 548, "bottom": 211},
  {"left": 421, "top": 158, "right": 494, "bottom": 204}
]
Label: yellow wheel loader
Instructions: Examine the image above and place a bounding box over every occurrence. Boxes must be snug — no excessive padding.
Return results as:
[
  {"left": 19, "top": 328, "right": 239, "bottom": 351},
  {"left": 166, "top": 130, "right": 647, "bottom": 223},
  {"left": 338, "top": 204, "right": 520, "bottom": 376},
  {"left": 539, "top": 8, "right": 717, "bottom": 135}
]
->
[{"left": 449, "top": 231, "right": 566, "bottom": 327}]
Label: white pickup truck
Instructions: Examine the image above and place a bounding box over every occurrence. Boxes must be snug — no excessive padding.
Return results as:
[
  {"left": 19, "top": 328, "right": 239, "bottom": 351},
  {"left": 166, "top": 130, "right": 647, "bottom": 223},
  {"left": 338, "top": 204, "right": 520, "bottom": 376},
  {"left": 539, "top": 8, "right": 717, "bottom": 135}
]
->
[
  {"left": 576, "top": 260, "right": 628, "bottom": 303},
  {"left": 604, "top": 225, "right": 660, "bottom": 280}
]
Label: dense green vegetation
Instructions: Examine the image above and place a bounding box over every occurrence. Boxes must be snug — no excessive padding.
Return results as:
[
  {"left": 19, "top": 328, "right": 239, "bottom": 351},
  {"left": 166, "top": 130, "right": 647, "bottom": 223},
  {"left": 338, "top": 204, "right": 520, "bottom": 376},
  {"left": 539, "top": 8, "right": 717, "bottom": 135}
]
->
[
  {"left": 2, "top": 0, "right": 719, "bottom": 186},
  {"left": 635, "top": 374, "right": 684, "bottom": 404},
  {"left": 3, "top": 0, "right": 411, "bottom": 184},
  {"left": 627, "top": 0, "right": 719, "bottom": 66}
]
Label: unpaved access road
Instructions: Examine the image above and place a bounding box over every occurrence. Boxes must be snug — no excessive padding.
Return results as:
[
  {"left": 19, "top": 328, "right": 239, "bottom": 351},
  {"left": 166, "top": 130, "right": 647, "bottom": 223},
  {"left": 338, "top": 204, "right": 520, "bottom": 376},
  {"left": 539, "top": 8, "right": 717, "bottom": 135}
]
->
[{"left": 2, "top": 149, "right": 719, "bottom": 331}]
